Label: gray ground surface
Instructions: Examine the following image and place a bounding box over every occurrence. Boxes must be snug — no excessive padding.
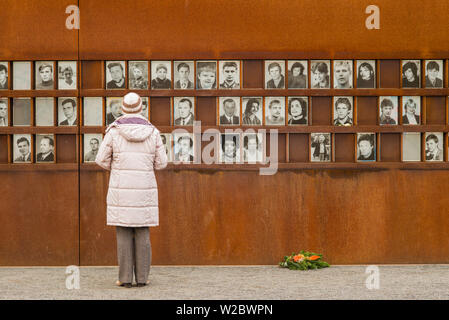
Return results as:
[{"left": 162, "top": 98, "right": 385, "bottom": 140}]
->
[{"left": 0, "top": 265, "right": 448, "bottom": 300}]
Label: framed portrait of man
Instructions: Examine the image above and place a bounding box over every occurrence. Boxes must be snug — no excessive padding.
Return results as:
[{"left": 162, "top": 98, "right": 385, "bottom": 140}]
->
[
  {"left": 83, "top": 133, "right": 103, "bottom": 163},
  {"left": 333, "top": 96, "right": 353, "bottom": 126},
  {"left": 160, "top": 133, "right": 172, "bottom": 162},
  {"left": 105, "top": 97, "right": 123, "bottom": 125},
  {"left": 401, "top": 96, "right": 421, "bottom": 125},
  {"left": 356, "top": 133, "right": 376, "bottom": 162},
  {"left": 35, "top": 61, "right": 55, "bottom": 90},
  {"left": 36, "top": 134, "right": 55, "bottom": 163},
  {"left": 356, "top": 60, "right": 376, "bottom": 88},
  {"left": 218, "top": 97, "right": 240, "bottom": 126},
  {"left": 128, "top": 61, "right": 148, "bottom": 89},
  {"left": 35, "top": 97, "right": 54, "bottom": 126},
  {"left": 424, "top": 60, "right": 443, "bottom": 88},
  {"left": 220, "top": 133, "right": 241, "bottom": 164},
  {"left": 287, "top": 60, "right": 308, "bottom": 89},
  {"left": 58, "top": 61, "right": 77, "bottom": 90},
  {"left": 151, "top": 61, "right": 172, "bottom": 89},
  {"left": 402, "top": 60, "right": 420, "bottom": 88},
  {"left": 13, "top": 134, "right": 32, "bottom": 163},
  {"left": 265, "top": 60, "right": 285, "bottom": 89},
  {"left": 83, "top": 97, "right": 103, "bottom": 126},
  {"left": 196, "top": 61, "right": 217, "bottom": 90},
  {"left": 310, "top": 133, "right": 331, "bottom": 162},
  {"left": 425, "top": 132, "right": 443, "bottom": 162},
  {"left": 242, "top": 132, "right": 264, "bottom": 164},
  {"left": 287, "top": 96, "right": 308, "bottom": 125},
  {"left": 174, "top": 61, "right": 195, "bottom": 90},
  {"left": 311, "top": 60, "right": 330, "bottom": 89},
  {"left": 0, "top": 98, "right": 8, "bottom": 126},
  {"left": 218, "top": 60, "right": 240, "bottom": 89},
  {"left": 264, "top": 97, "right": 285, "bottom": 125},
  {"left": 241, "top": 97, "right": 263, "bottom": 126},
  {"left": 140, "top": 97, "right": 149, "bottom": 120},
  {"left": 379, "top": 96, "right": 398, "bottom": 125},
  {"left": 173, "top": 97, "right": 195, "bottom": 126},
  {"left": 173, "top": 133, "right": 195, "bottom": 163},
  {"left": 333, "top": 60, "right": 353, "bottom": 89},
  {"left": 402, "top": 132, "right": 421, "bottom": 162},
  {"left": 58, "top": 97, "right": 78, "bottom": 126},
  {"left": 0, "top": 62, "right": 8, "bottom": 90},
  {"left": 13, "top": 98, "right": 31, "bottom": 126},
  {"left": 105, "top": 61, "right": 126, "bottom": 89},
  {"left": 12, "top": 61, "right": 31, "bottom": 90}
]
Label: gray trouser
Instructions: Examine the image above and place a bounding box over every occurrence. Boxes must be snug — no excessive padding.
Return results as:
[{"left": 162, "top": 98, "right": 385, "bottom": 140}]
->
[{"left": 116, "top": 226, "right": 151, "bottom": 284}]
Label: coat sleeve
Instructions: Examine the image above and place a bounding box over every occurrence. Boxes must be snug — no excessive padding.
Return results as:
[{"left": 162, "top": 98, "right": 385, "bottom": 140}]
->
[
  {"left": 95, "top": 131, "right": 114, "bottom": 170},
  {"left": 153, "top": 131, "right": 168, "bottom": 170}
]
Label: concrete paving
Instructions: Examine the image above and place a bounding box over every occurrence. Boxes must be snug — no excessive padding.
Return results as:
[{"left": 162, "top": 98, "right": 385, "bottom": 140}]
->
[{"left": 0, "top": 265, "right": 448, "bottom": 300}]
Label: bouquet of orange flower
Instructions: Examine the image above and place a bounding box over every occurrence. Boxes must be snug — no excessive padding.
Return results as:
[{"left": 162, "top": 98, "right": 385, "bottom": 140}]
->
[{"left": 279, "top": 250, "right": 330, "bottom": 270}]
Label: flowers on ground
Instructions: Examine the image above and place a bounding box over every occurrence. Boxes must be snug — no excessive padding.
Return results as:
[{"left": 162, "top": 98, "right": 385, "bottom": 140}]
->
[{"left": 279, "top": 251, "right": 330, "bottom": 270}]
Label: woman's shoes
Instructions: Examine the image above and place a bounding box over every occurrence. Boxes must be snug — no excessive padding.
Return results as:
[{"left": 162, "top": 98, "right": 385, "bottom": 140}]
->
[
  {"left": 115, "top": 280, "right": 132, "bottom": 288},
  {"left": 137, "top": 280, "right": 150, "bottom": 287}
]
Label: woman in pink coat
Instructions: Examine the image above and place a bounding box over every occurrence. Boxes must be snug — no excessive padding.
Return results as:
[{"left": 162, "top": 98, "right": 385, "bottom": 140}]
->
[{"left": 95, "top": 92, "right": 168, "bottom": 288}]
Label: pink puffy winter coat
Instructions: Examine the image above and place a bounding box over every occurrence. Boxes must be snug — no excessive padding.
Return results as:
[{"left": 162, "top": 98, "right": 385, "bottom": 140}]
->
[{"left": 95, "top": 114, "right": 168, "bottom": 227}]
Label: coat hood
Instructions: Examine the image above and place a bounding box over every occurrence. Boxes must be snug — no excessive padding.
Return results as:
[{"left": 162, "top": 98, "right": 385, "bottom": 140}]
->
[{"left": 107, "top": 115, "right": 155, "bottom": 142}]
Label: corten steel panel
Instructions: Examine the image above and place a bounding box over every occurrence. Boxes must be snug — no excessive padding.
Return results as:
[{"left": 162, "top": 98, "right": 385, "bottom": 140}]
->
[
  {"left": 426, "top": 96, "right": 446, "bottom": 125},
  {"left": 380, "top": 133, "right": 401, "bottom": 162},
  {"left": 357, "top": 97, "right": 378, "bottom": 125},
  {"left": 0, "top": 171, "right": 79, "bottom": 265},
  {"left": 80, "top": 169, "right": 449, "bottom": 265},
  {"left": 335, "top": 133, "right": 355, "bottom": 162},
  {"left": 79, "top": 0, "right": 449, "bottom": 59},
  {"left": 0, "top": 0, "right": 78, "bottom": 60}
]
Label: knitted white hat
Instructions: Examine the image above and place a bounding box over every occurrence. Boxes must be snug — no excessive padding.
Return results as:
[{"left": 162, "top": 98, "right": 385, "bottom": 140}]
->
[{"left": 121, "top": 92, "right": 142, "bottom": 114}]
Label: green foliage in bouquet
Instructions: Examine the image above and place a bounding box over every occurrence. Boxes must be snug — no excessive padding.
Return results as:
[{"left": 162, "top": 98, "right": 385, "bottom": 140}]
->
[{"left": 279, "top": 250, "right": 330, "bottom": 270}]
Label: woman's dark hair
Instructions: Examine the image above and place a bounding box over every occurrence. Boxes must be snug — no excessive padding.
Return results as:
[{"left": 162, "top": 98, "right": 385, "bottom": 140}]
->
[
  {"left": 311, "top": 62, "right": 328, "bottom": 74},
  {"left": 288, "top": 97, "right": 307, "bottom": 116},
  {"left": 221, "top": 134, "right": 237, "bottom": 152},
  {"left": 357, "top": 134, "right": 374, "bottom": 146},
  {"left": 358, "top": 62, "right": 374, "bottom": 79},
  {"left": 243, "top": 134, "right": 259, "bottom": 149},
  {"left": 403, "top": 61, "right": 418, "bottom": 78},
  {"left": 244, "top": 98, "right": 260, "bottom": 115},
  {"left": 290, "top": 62, "right": 305, "bottom": 75}
]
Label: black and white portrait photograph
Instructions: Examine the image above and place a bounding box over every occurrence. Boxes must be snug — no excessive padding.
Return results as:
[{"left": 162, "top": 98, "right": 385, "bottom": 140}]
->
[
  {"left": 36, "top": 134, "right": 55, "bottom": 163},
  {"left": 243, "top": 132, "right": 264, "bottom": 163},
  {"left": 0, "top": 98, "right": 8, "bottom": 126},
  {"left": 106, "top": 97, "right": 123, "bottom": 125},
  {"left": 0, "top": 62, "right": 8, "bottom": 89},
  {"left": 174, "top": 61, "right": 195, "bottom": 89},
  {"left": 35, "top": 97, "right": 54, "bottom": 126},
  {"left": 151, "top": 61, "right": 172, "bottom": 89},
  {"left": 196, "top": 61, "right": 217, "bottom": 90},
  {"left": 333, "top": 96, "right": 353, "bottom": 126},
  {"left": 13, "top": 134, "right": 32, "bottom": 163},
  {"left": 402, "top": 132, "right": 421, "bottom": 162},
  {"left": 287, "top": 97, "right": 308, "bottom": 125},
  {"left": 173, "top": 97, "right": 195, "bottom": 126},
  {"left": 128, "top": 61, "right": 148, "bottom": 89},
  {"left": 311, "top": 133, "right": 331, "bottom": 162},
  {"left": 13, "top": 98, "right": 31, "bottom": 126},
  {"left": 160, "top": 133, "right": 172, "bottom": 162},
  {"left": 220, "top": 133, "right": 240, "bottom": 163},
  {"left": 265, "top": 60, "right": 285, "bottom": 89},
  {"left": 287, "top": 60, "right": 307, "bottom": 89},
  {"left": 311, "top": 60, "right": 330, "bottom": 89},
  {"left": 173, "top": 133, "right": 195, "bottom": 163},
  {"left": 140, "top": 97, "right": 149, "bottom": 119},
  {"left": 218, "top": 97, "right": 240, "bottom": 125},
  {"left": 83, "top": 97, "right": 103, "bottom": 126},
  {"left": 219, "top": 60, "right": 240, "bottom": 89},
  {"left": 379, "top": 96, "right": 398, "bottom": 125},
  {"left": 242, "top": 97, "right": 263, "bottom": 126},
  {"left": 35, "top": 61, "right": 55, "bottom": 90},
  {"left": 265, "top": 97, "right": 285, "bottom": 125},
  {"left": 425, "top": 132, "right": 443, "bottom": 162},
  {"left": 402, "top": 96, "right": 421, "bottom": 125},
  {"left": 425, "top": 60, "right": 443, "bottom": 88},
  {"left": 402, "top": 60, "right": 420, "bottom": 88},
  {"left": 12, "top": 61, "right": 31, "bottom": 90},
  {"left": 58, "top": 61, "right": 77, "bottom": 90},
  {"left": 333, "top": 60, "right": 353, "bottom": 89},
  {"left": 356, "top": 60, "right": 376, "bottom": 88},
  {"left": 357, "top": 133, "right": 376, "bottom": 162},
  {"left": 84, "top": 133, "right": 103, "bottom": 163},
  {"left": 105, "top": 61, "right": 126, "bottom": 89},
  {"left": 58, "top": 97, "right": 77, "bottom": 126}
]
